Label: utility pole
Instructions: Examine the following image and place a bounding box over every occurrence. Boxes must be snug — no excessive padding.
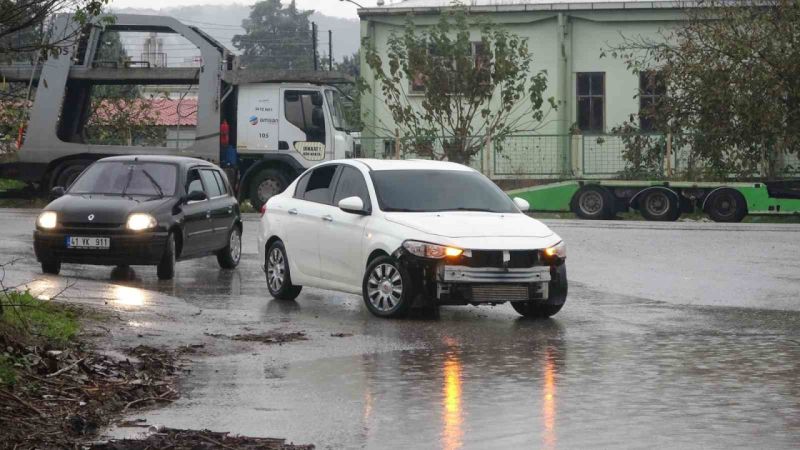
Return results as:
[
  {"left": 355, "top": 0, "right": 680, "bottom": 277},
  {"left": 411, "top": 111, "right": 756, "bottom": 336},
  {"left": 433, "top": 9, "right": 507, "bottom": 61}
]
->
[
  {"left": 311, "top": 22, "right": 318, "bottom": 71},
  {"left": 328, "top": 30, "right": 333, "bottom": 71}
]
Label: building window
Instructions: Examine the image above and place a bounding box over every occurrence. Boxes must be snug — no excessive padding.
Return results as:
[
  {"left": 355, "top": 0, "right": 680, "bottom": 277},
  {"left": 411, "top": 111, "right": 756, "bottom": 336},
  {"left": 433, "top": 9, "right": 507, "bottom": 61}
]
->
[
  {"left": 410, "top": 42, "right": 488, "bottom": 93},
  {"left": 639, "top": 71, "right": 666, "bottom": 132},
  {"left": 576, "top": 72, "right": 605, "bottom": 133}
]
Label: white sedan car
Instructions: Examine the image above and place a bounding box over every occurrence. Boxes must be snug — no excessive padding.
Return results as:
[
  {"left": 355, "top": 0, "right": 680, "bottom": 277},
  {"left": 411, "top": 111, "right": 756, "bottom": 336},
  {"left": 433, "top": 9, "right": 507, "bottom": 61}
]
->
[{"left": 257, "top": 159, "right": 567, "bottom": 318}]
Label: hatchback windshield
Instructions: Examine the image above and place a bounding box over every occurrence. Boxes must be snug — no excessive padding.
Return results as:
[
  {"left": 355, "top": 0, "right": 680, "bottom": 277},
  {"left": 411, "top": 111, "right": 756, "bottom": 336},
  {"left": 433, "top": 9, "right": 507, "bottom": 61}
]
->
[
  {"left": 69, "top": 162, "right": 177, "bottom": 196},
  {"left": 370, "top": 169, "right": 518, "bottom": 213}
]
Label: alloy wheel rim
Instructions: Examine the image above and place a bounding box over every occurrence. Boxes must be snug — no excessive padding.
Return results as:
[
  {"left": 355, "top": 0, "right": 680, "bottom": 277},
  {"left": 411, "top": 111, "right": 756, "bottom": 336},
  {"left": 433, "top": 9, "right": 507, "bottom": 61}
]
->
[
  {"left": 645, "top": 192, "right": 670, "bottom": 216},
  {"left": 366, "top": 263, "right": 403, "bottom": 312},
  {"left": 267, "top": 248, "right": 285, "bottom": 291},
  {"left": 579, "top": 191, "right": 603, "bottom": 215},
  {"left": 257, "top": 179, "right": 281, "bottom": 203},
  {"left": 230, "top": 229, "right": 241, "bottom": 262}
]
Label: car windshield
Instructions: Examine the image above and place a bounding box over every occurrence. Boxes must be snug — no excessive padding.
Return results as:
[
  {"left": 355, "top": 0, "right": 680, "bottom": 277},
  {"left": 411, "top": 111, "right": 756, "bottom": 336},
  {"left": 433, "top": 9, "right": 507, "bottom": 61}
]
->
[
  {"left": 370, "top": 169, "right": 518, "bottom": 213},
  {"left": 68, "top": 161, "right": 177, "bottom": 197}
]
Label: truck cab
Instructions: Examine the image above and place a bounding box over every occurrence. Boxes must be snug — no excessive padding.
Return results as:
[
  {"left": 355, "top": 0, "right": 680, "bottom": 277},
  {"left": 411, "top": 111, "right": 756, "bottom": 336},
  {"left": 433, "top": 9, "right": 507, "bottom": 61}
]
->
[{"left": 234, "top": 83, "right": 356, "bottom": 209}]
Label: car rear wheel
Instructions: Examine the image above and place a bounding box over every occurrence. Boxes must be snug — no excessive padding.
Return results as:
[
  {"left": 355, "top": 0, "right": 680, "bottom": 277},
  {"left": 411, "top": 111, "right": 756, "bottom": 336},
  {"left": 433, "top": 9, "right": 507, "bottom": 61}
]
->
[
  {"left": 157, "top": 233, "right": 176, "bottom": 280},
  {"left": 266, "top": 241, "right": 302, "bottom": 300},
  {"left": 41, "top": 260, "right": 61, "bottom": 275},
  {"left": 362, "top": 256, "right": 414, "bottom": 318},
  {"left": 217, "top": 226, "right": 242, "bottom": 269}
]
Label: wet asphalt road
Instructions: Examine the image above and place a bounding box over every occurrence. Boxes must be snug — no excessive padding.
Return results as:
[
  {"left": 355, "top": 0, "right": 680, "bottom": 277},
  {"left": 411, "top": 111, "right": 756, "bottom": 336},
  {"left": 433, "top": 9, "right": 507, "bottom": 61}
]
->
[{"left": 1, "top": 208, "right": 799, "bottom": 449}]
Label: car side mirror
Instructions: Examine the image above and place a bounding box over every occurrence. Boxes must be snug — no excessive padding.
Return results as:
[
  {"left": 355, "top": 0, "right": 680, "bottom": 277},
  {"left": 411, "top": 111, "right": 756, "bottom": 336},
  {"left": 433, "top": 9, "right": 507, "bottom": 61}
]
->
[
  {"left": 513, "top": 197, "right": 530, "bottom": 212},
  {"left": 338, "top": 196, "right": 368, "bottom": 215},
  {"left": 185, "top": 190, "right": 207, "bottom": 203},
  {"left": 50, "top": 186, "right": 65, "bottom": 199}
]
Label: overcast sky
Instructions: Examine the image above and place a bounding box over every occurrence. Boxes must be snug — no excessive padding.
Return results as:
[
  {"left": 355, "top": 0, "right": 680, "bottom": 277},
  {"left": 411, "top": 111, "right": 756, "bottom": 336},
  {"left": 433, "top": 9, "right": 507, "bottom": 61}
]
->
[{"left": 108, "top": 0, "right": 376, "bottom": 19}]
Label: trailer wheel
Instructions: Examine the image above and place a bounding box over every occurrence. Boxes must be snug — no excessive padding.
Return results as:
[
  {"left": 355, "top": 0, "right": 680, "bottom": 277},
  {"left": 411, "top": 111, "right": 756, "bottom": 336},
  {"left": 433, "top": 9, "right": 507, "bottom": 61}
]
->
[
  {"left": 571, "top": 185, "right": 614, "bottom": 220},
  {"left": 705, "top": 189, "right": 747, "bottom": 223},
  {"left": 53, "top": 160, "right": 91, "bottom": 189},
  {"left": 249, "top": 169, "right": 289, "bottom": 211},
  {"left": 639, "top": 190, "right": 680, "bottom": 221}
]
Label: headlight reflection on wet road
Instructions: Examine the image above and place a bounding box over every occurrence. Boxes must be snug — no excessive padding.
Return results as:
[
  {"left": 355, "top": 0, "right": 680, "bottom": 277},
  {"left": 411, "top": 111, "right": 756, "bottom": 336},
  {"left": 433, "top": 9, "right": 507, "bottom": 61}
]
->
[
  {"left": 442, "top": 353, "right": 463, "bottom": 450},
  {"left": 111, "top": 285, "right": 148, "bottom": 308},
  {"left": 542, "top": 347, "right": 557, "bottom": 449}
]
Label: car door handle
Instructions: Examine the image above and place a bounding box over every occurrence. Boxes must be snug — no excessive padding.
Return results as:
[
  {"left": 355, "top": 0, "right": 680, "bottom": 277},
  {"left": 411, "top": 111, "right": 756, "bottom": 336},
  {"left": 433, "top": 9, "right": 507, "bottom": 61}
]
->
[
  {"left": 288, "top": 208, "right": 298, "bottom": 215},
  {"left": 321, "top": 215, "right": 333, "bottom": 222}
]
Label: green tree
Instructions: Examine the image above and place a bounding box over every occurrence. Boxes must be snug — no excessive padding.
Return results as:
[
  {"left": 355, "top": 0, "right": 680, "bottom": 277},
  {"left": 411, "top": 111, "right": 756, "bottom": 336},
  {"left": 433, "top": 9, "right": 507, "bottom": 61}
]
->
[
  {"left": 361, "top": 6, "right": 555, "bottom": 165},
  {"left": 606, "top": 0, "right": 800, "bottom": 180},
  {"left": 0, "top": 0, "right": 110, "bottom": 61},
  {"left": 333, "top": 51, "right": 361, "bottom": 130},
  {"left": 232, "top": 0, "right": 314, "bottom": 71}
]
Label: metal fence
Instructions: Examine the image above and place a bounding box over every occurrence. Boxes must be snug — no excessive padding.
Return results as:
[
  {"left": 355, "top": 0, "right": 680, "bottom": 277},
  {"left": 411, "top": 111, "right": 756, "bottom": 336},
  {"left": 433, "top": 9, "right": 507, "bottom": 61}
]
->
[{"left": 356, "top": 133, "right": 800, "bottom": 180}]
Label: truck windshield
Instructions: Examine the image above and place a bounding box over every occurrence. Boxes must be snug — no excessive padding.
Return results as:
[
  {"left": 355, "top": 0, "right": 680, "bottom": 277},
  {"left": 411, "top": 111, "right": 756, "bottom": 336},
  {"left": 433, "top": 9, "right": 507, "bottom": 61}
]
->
[
  {"left": 325, "top": 89, "right": 350, "bottom": 132},
  {"left": 68, "top": 162, "right": 177, "bottom": 197},
  {"left": 370, "top": 170, "right": 518, "bottom": 213}
]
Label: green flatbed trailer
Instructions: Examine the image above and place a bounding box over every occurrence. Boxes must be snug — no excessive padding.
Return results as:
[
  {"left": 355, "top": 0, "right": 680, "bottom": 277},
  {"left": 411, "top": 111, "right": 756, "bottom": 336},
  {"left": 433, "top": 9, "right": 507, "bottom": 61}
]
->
[{"left": 507, "top": 180, "right": 800, "bottom": 222}]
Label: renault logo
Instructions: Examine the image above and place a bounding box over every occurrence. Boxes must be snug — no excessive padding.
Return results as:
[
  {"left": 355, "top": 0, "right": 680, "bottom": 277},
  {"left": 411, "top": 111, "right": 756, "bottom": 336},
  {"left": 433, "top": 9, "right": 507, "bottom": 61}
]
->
[{"left": 88, "top": 214, "right": 95, "bottom": 221}]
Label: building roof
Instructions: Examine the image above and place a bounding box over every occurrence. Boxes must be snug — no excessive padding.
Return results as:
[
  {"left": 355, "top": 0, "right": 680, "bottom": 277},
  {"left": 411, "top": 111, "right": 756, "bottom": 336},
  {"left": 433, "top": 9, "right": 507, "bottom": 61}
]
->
[
  {"left": 93, "top": 98, "right": 197, "bottom": 127},
  {"left": 359, "top": 0, "right": 699, "bottom": 15}
]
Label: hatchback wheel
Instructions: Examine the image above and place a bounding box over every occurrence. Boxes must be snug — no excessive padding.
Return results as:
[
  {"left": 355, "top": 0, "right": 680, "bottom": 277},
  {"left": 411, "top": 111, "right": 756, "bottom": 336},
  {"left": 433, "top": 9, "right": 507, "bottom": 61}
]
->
[
  {"left": 362, "top": 256, "right": 414, "bottom": 318},
  {"left": 157, "top": 233, "right": 176, "bottom": 280},
  {"left": 266, "top": 241, "right": 302, "bottom": 300},
  {"left": 41, "top": 260, "right": 61, "bottom": 275},
  {"left": 217, "top": 226, "right": 242, "bottom": 269}
]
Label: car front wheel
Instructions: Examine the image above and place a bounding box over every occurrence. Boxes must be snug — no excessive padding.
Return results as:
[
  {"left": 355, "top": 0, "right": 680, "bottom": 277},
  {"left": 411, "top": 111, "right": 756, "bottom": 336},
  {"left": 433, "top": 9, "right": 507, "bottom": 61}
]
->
[
  {"left": 512, "top": 264, "right": 567, "bottom": 319},
  {"left": 266, "top": 241, "right": 302, "bottom": 300},
  {"left": 362, "top": 256, "right": 414, "bottom": 318},
  {"left": 157, "top": 233, "right": 176, "bottom": 280},
  {"left": 41, "top": 260, "right": 61, "bottom": 275}
]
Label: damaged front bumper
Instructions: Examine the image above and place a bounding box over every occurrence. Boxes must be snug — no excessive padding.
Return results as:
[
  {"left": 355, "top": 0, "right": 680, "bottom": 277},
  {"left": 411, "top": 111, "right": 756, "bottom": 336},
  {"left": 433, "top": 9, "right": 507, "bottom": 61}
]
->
[{"left": 396, "top": 247, "right": 564, "bottom": 306}]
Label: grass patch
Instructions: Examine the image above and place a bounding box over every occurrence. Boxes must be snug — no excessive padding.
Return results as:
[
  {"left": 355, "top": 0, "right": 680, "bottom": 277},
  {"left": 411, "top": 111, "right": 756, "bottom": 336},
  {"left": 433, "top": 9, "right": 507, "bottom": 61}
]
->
[
  {"left": 0, "top": 354, "right": 16, "bottom": 386},
  {"left": 1, "top": 290, "right": 80, "bottom": 347}
]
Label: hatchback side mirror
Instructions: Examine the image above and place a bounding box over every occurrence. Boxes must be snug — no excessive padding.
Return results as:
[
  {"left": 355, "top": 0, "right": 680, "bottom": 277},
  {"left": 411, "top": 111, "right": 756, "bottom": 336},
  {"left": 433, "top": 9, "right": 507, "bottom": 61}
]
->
[
  {"left": 338, "top": 196, "right": 368, "bottom": 215},
  {"left": 185, "top": 190, "right": 207, "bottom": 203},
  {"left": 513, "top": 197, "right": 530, "bottom": 212},
  {"left": 50, "top": 186, "right": 65, "bottom": 199}
]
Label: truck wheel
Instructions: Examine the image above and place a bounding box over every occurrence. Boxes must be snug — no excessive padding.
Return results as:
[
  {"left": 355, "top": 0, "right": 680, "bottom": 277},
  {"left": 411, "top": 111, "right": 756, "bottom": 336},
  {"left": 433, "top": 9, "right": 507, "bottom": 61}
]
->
[
  {"left": 512, "top": 264, "right": 567, "bottom": 318},
  {"left": 362, "top": 256, "right": 414, "bottom": 318},
  {"left": 639, "top": 190, "right": 680, "bottom": 221},
  {"left": 249, "top": 169, "right": 289, "bottom": 211},
  {"left": 53, "top": 160, "right": 91, "bottom": 189},
  {"left": 571, "top": 185, "right": 614, "bottom": 220},
  {"left": 706, "top": 189, "right": 747, "bottom": 223}
]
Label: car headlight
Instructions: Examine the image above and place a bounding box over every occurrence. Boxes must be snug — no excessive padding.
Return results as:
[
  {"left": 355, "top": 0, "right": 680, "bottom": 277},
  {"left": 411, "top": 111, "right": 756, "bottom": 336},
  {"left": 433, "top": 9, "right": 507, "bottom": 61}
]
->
[
  {"left": 126, "top": 213, "right": 157, "bottom": 231},
  {"left": 402, "top": 240, "right": 463, "bottom": 259},
  {"left": 37, "top": 211, "right": 57, "bottom": 229},
  {"left": 543, "top": 241, "right": 566, "bottom": 259}
]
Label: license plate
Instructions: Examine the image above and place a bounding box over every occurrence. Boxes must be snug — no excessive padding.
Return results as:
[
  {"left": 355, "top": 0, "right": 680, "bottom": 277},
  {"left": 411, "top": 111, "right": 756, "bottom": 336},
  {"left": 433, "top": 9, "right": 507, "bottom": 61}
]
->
[{"left": 66, "top": 236, "right": 110, "bottom": 249}]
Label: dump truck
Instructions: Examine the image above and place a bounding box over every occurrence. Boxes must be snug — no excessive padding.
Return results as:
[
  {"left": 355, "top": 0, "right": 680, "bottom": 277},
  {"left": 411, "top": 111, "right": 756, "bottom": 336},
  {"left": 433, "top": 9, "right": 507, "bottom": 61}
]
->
[
  {"left": 0, "top": 14, "right": 356, "bottom": 209},
  {"left": 508, "top": 179, "right": 800, "bottom": 222}
]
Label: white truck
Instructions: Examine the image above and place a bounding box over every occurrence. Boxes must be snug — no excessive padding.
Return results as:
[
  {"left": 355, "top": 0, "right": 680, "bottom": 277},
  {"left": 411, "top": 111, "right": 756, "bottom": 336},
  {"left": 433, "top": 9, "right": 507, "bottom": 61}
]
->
[{"left": 0, "top": 14, "right": 356, "bottom": 209}]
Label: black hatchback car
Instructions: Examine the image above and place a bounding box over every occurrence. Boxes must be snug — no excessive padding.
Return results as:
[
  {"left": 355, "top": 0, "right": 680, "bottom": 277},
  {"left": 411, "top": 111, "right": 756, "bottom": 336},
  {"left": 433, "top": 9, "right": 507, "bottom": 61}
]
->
[{"left": 33, "top": 155, "right": 242, "bottom": 280}]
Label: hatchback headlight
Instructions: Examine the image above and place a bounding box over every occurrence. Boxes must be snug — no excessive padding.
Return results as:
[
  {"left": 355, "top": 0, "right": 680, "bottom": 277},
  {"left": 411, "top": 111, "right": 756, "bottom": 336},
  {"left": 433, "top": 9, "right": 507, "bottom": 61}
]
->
[
  {"left": 403, "top": 240, "right": 463, "bottom": 259},
  {"left": 126, "top": 213, "right": 157, "bottom": 231},
  {"left": 543, "top": 241, "right": 566, "bottom": 259},
  {"left": 37, "top": 211, "right": 57, "bottom": 229}
]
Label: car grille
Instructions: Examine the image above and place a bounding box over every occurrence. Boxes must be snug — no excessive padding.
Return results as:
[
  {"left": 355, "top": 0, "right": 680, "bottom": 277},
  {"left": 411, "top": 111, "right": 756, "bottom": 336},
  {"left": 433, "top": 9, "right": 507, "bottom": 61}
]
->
[
  {"left": 61, "top": 222, "right": 122, "bottom": 229},
  {"left": 454, "top": 250, "right": 539, "bottom": 268},
  {"left": 471, "top": 284, "right": 530, "bottom": 302}
]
